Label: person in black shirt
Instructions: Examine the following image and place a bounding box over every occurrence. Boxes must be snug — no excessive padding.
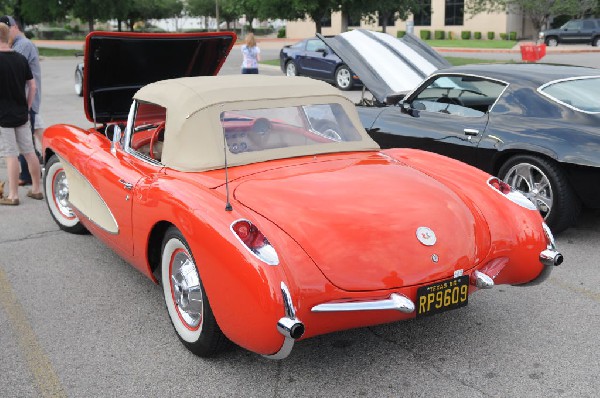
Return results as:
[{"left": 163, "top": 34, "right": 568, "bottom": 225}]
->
[{"left": 0, "top": 22, "right": 41, "bottom": 205}]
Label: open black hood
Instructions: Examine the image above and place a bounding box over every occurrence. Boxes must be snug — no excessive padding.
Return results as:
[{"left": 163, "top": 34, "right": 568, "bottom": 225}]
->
[
  {"left": 83, "top": 31, "right": 236, "bottom": 123},
  {"left": 319, "top": 30, "right": 450, "bottom": 104}
]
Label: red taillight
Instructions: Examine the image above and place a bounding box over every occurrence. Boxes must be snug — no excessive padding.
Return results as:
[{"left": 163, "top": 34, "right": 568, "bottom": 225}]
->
[
  {"left": 489, "top": 177, "right": 511, "bottom": 194},
  {"left": 232, "top": 220, "right": 266, "bottom": 250}
]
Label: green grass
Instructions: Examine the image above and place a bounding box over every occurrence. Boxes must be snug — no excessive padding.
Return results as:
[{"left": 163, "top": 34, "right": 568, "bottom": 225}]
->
[
  {"left": 445, "top": 56, "right": 509, "bottom": 66},
  {"left": 261, "top": 59, "right": 280, "bottom": 67},
  {"left": 38, "top": 47, "right": 82, "bottom": 57},
  {"left": 426, "top": 39, "right": 517, "bottom": 49}
]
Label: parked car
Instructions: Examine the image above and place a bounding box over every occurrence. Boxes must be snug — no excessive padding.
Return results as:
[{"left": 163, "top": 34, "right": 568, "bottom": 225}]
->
[
  {"left": 321, "top": 30, "right": 600, "bottom": 233},
  {"left": 42, "top": 32, "right": 561, "bottom": 359},
  {"left": 539, "top": 19, "right": 600, "bottom": 46},
  {"left": 280, "top": 37, "right": 361, "bottom": 90}
]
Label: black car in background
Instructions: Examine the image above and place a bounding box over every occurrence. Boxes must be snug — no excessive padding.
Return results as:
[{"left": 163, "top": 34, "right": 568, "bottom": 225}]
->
[
  {"left": 280, "top": 38, "right": 361, "bottom": 90},
  {"left": 539, "top": 19, "right": 600, "bottom": 46},
  {"left": 321, "top": 30, "right": 600, "bottom": 233}
]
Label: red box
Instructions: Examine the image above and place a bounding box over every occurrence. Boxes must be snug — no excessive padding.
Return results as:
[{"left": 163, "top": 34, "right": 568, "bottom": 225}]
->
[{"left": 520, "top": 43, "right": 546, "bottom": 62}]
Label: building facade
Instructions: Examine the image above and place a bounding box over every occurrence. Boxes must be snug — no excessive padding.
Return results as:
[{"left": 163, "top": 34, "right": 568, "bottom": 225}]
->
[{"left": 286, "top": 0, "right": 537, "bottom": 40}]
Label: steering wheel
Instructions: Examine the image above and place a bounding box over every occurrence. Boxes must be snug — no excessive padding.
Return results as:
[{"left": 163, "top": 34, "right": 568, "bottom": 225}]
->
[
  {"left": 248, "top": 118, "right": 271, "bottom": 146},
  {"left": 436, "top": 96, "right": 464, "bottom": 106},
  {"left": 149, "top": 121, "right": 165, "bottom": 160},
  {"left": 311, "top": 120, "right": 343, "bottom": 142}
]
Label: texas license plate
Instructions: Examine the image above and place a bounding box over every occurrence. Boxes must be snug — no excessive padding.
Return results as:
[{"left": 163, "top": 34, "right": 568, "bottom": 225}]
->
[{"left": 416, "top": 276, "right": 469, "bottom": 318}]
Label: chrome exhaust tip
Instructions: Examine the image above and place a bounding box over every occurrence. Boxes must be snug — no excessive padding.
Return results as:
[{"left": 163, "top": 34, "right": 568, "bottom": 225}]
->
[
  {"left": 473, "top": 270, "right": 494, "bottom": 289},
  {"left": 277, "top": 317, "right": 305, "bottom": 340},
  {"left": 540, "top": 249, "right": 563, "bottom": 267}
]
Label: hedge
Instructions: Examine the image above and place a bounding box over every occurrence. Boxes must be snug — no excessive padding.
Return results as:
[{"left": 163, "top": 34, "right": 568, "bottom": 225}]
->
[
  {"left": 500, "top": 32, "right": 508, "bottom": 40},
  {"left": 487, "top": 31, "right": 495, "bottom": 40},
  {"left": 461, "top": 30, "right": 471, "bottom": 40},
  {"left": 509, "top": 31, "right": 517, "bottom": 40},
  {"left": 434, "top": 30, "right": 445, "bottom": 40},
  {"left": 474, "top": 31, "right": 481, "bottom": 40},
  {"left": 396, "top": 30, "right": 406, "bottom": 38},
  {"left": 420, "top": 30, "right": 431, "bottom": 40}
]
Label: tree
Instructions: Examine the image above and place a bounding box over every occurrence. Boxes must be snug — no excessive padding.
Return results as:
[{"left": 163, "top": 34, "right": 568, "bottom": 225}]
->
[
  {"left": 465, "top": 0, "right": 598, "bottom": 38},
  {"left": 359, "top": 0, "right": 417, "bottom": 33}
]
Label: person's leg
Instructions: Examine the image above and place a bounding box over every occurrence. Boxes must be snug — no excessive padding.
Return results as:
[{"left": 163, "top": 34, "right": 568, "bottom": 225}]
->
[
  {"left": 4, "top": 156, "right": 20, "bottom": 200},
  {"left": 23, "top": 151, "right": 42, "bottom": 195},
  {"left": 18, "top": 111, "right": 37, "bottom": 185},
  {"left": 18, "top": 153, "right": 31, "bottom": 185}
]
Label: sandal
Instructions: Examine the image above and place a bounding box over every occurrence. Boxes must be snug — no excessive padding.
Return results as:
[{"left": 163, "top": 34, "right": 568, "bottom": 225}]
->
[
  {"left": 27, "top": 190, "right": 44, "bottom": 200},
  {"left": 0, "top": 197, "right": 19, "bottom": 206}
]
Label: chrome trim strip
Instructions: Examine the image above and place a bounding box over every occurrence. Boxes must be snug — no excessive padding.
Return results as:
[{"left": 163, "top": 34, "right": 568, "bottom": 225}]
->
[
  {"left": 311, "top": 293, "right": 415, "bottom": 314},
  {"left": 263, "top": 282, "right": 304, "bottom": 360},
  {"left": 537, "top": 75, "right": 600, "bottom": 115},
  {"left": 487, "top": 177, "right": 538, "bottom": 211}
]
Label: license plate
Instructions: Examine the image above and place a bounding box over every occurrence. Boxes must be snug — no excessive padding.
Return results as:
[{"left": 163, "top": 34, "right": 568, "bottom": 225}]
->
[{"left": 416, "top": 276, "right": 469, "bottom": 318}]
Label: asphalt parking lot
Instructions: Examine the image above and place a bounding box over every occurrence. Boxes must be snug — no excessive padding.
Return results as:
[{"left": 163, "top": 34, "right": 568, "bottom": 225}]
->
[{"left": 1, "top": 48, "right": 600, "bottom": 398}]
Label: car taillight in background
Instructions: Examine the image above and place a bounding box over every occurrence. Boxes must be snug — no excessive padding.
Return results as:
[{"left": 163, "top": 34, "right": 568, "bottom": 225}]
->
[{"left": 488, "top": 177, "right": 537, "bottom": 210}]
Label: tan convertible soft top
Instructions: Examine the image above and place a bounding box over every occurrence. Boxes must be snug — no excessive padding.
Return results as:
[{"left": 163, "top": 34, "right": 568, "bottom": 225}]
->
[{"left": 133, "top": 75, "right": 379, "bottom": 171}]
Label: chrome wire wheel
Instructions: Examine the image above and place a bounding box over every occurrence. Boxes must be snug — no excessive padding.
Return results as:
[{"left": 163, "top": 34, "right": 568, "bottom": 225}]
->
[
  {"left": 160, "top": 227, "right": 228, "bottom": 356},
  {"left": 336, "top": 67, "right": 352, "bottom": 89},
  {"left": 44, "top": 155, "right": 85, "bottom": 234},
  {"left": 503, "top": 163, "right": 553, "bottom": 218},
  {"left": 285, "top": 61, "right": 297, "bottom": 76},
  {"left": 170, "top": 249, "right": 203, "bottom": 330}
]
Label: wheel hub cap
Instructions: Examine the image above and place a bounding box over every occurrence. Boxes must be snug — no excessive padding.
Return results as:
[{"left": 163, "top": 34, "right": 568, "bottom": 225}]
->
[
  {"left": 171, "top": 252, "right": 203, "bottom": 328},
  {"left": 53, "top": 170, "right": 75, "bottom": 218},
  {"left": 504, "top": 163, "right": 553, "bottom": 218}
]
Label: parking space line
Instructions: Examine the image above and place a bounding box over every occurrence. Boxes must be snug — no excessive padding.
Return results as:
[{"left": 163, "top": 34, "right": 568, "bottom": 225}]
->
[{"left": 0, "top": 267, "right": 67, "bottom": 398}]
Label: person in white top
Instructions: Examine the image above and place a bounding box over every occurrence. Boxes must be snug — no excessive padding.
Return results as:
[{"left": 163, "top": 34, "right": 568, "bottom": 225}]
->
[{"left": 241, "top": 33, "right": 260, "bottom": 74}]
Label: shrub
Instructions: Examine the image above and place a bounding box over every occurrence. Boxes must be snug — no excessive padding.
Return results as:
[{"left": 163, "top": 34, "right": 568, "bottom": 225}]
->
[
  {"left": 434, "top": 30, "right": 445, "bottom": 40},
  {"left": 419, "top": 29, "right": 431, "bottom": 40},
  {"left": 396, "top": 30, "right": 406, "bottom": 38},
  {"left": 461, "top": 30, "right": 471, "bottom": 40},
  {"left": 487, "top": 31, "right": 495, "bottom": 40},
  {"left": 500, "top": 32, "right": 508, "bottom": 40},
  {"left": 474, "top": 31, "right": 482, "bottom": 40},
  {"left": 509, "top": 31, "right": 517, "bottom": 41},
  {"left": 37, "top": 28, "right": 69, "bottom": 40},
  {"left": 277, "top": 27, "right": 286, "bottom": 38},
  {"left": 447, "top": 31, "right": 454, "bottom": 40}
]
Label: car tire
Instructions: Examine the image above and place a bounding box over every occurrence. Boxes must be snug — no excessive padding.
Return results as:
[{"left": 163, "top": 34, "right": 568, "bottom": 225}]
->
[
  {"left": 545, "top": 37, "right": 559, "bottom": 47},
  {"left": 592, "top": 36, "right": 599, "bottom": 47},
  {"left": 285, "top": 60, "right": 298, "bottom": 77},
  {"left": 161, "top": 226, "right": 228, "bottom": 357},
  {"left": 44, "top": 155, "right": 87, "bottom": 234},
  {"left": 498, "top": 155, "right": 581, "bottom": 233},
  {"left": 74, "top": 68, "right": 83, "bottom": 97},
  {"left": 335, "top": 65, "right": 353, "bottom": 91}
]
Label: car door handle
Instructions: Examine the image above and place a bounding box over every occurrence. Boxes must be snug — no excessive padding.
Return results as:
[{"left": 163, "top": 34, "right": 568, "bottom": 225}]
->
[
  {"left": 464, "top": 128, "right": 479, "bottom": 136},
  {"left": 119, "top": 179, "right": 133, "bottom": 190}
]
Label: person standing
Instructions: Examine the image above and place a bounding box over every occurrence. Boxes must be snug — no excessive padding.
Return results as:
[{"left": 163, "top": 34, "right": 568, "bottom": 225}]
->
[
  {"left": 0, "top": 15, "right": 44, "bottom": 186},
  {"left": 0, "top": 22, "right": 42, "bottom": 205},
  {"left": 241, "top": 33, "right": 261, "bottom": 74}
]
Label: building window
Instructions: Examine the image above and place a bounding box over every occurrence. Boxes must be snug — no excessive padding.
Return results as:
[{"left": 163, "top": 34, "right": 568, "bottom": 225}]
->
[
  {"left": 414, "top": 1, "right": 432, "bottom": 26},
  {"left": 378, "top": 13, "right": 395, "bottom": 27},
  {"left": 320, "top": 14, "right": 331, "bottom": 28},
  {"left": 445, "top": 0, "right": 464, "bottom": 26}
]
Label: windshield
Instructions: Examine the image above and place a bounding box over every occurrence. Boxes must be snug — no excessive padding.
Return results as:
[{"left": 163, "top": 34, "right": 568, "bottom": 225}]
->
[
  {"left": 221, "top": 103, "right": 363, "bottom": 154},
  {"left": 539, "top": 77, "right": 600, "bottom": 113}
]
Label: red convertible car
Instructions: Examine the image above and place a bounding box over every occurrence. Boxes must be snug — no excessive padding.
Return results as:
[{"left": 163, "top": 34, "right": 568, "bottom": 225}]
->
[{"left": 42, "top": 32, "right": 562, "bottom": 359}]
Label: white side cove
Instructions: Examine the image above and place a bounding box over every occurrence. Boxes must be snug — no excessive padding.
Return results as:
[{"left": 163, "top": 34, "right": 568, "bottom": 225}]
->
[{"left": 339, "top": 30, "right": 438, "bottom": 93}]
